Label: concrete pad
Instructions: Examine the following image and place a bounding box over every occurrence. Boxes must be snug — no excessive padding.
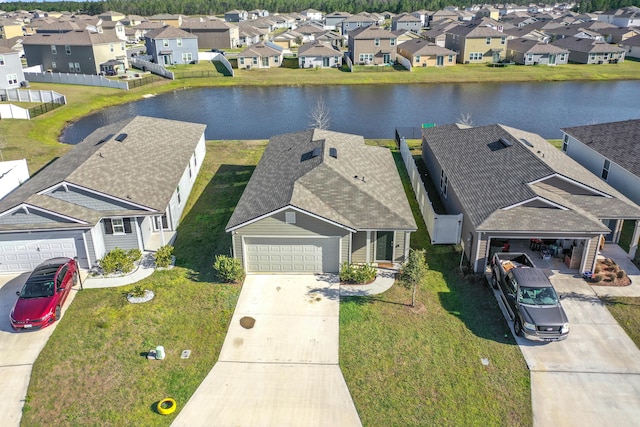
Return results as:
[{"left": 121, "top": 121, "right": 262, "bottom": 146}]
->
[
  {"left": 532, "top": 371, "right": 640, "bottom": 427},
  {"left": 172, "top": 362, "right": 362, "bottom": 427},
  {"left": 0, "top": 365, "right": 32, "bottom": 427}
]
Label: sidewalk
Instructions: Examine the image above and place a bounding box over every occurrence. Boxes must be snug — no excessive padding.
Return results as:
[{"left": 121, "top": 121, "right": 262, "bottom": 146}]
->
[
  {"left": 81, "top": 253, "right": 156, "bottom": 289},
  {"left": 340, "top": 266, "right": 397, "bottom": 296}
]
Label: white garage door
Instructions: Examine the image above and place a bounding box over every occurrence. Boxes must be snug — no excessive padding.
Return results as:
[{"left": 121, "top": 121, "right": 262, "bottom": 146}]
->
[
  {"left": 0, "top": 238, "right": 77, "bottom": 273},
  {"left": 245, "top": 237, "right": 340, "bottom": 273}
]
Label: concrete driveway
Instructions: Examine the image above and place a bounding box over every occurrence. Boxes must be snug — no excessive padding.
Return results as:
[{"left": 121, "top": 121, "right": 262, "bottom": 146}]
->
[
  {"left": 498, "top": 271, "right": 640, "bottom": 427},
  {"left": 0, "top": 273, "right": 78, "bottom": 427},
  {"left": 173, "top": 275, "right": 362, "bottom": 427}
]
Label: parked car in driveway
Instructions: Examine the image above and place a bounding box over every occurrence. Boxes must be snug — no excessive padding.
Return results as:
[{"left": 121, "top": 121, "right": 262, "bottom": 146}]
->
[
  {"left": 491, "top": 253, "right": 569, "bottom": 341},
  {"left": 10, "top": 257, "right": 77, "bottom": 331}
]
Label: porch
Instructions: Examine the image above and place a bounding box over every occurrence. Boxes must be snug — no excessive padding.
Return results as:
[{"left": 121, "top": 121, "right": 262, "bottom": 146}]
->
[{"left": 144, "top": 230, "right": 177, "bottom": 252}]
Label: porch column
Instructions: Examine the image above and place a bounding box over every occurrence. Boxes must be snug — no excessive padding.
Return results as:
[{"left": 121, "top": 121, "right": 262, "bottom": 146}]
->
[
  {"left": 159, "top": 216, "right": 166, "bottom": 246},
  {"left": 629, "top": 221, "right": 640, "bottom": 259},
  {"left": 366, "top": 231, "right": 371, "bottom": 263}
]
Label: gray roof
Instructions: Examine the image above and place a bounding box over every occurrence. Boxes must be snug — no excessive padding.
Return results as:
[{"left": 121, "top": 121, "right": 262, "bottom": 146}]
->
[
  {"left": 22, "top": 29, "right": 121, "bottom": 46},
  {"left": 226, "top": 129, "right": 417, "bottom": 232},
  {"left": 349, "top": 26, "right": 395, "bottom": 40},
  {"left": 551, "top": 37, "right": 625, "bottom": 53},
  {"left": 298, "top": 40, "right": 340, "bottom": 56},
  {"left": 422, "top": 124, "right": 640, "bottom": 234},
  {"left": 447, "top": 22, "right": 504, "bottom": 38},
  {"left": 561, "top": 119, "right": 640, "bottom": 177},
  {"left": 399, "top": 39, "right": 456, "bottom": 55},
  {"left": 0, "top": 116, "right": 206, "bottom": 230},
  {"left": 507, "top": 38, "right": 569, "bottom": 54},
  {"left": 145, "top": 25, "right": 196, "bottom": 40}
]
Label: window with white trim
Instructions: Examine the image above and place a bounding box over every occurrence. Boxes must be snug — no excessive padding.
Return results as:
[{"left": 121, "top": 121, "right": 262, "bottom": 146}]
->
[
  {"left": 112, "top": 218, "right": 125, "bottom": 234},
  {"left": 273, "top": 55, "right": 279, "bottom": 63},
  {"left": 359, "top": 53, "right": 373, "bottom": 63},
  {"left": 390, "top": 38, "right": 396, "bottom": 46},
  {"left": 562, "top": 135, "right": 568, "bottom": 152},
  {"left": 448, "top": 55, "right": 453, "bottom": 62},
  {"left": 252, "top": 57, "right": 258, "bottom": 65},
  {"left": 415, "top": 55, "right": 421, "bottom": 63},
  {"left": 285, "top": 212, "right": 296, "bottom": 224},
  {"left": 65, "top": 45, "right": 71, "bottom": 55},
  {"left": 51, "top": 45, "right": 57, "bottom": 54},
  {"left": 501, "top": 36, "right": 506, "bottom": 45},
  {"left": 601, "top": 159, "right": 610, "bottom": 180},
  {"left": 7, "top": 74, "right": 18, "bottom": 85},
  {"left": 177, "top": 38, "right": 183, "bottom": 47},
  {"left": 163, "top": 39, "right": 169, "bottom": 47},
  {"left": 374, "top": 38, "right": 380, "bottom": 46},
  {"left": 51, "top": 61, "right": 57, "bottom": 69},
  {"left": 0, "top": 55, "right": 5, "bottom": 66},
  {"left": 486, "top": 37, "right": 491, "bottom": 44},
  {"left": 239, "top": 57, "right": 245, "bottom": 65},
  {"left": 176, "top": 185, "right": 181, "bottom": 205},
  {"left": 182, "top": 52, "right": 192, "bottom": 62},
  {"left": 469, "top": 52, "right": 482, "bottom": 60},
  {"left": 110, "top": 43, "right": 114, "bottom": 52}
]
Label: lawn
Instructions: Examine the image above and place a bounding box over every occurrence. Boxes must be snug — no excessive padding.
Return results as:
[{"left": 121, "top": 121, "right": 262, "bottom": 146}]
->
[
  {"left": 338, "top": 146, "right": 532, "bottom": 426},
  {"left": 602, "top": 297, "right": 640, "bottom": 348},
  {"left": 21, "top": 140, "right": 260, "bottom": 426}
]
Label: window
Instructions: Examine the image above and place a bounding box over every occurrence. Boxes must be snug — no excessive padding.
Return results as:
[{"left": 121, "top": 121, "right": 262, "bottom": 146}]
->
[
  {"left": 163, "top": 39, "right": 169, "bottom": 47},
  {"left": 374, "top": 38, "right": 380, "bottom": 46},
  {"left": 562, "top": 135, "right": 568, "bottom": 152},
  {"left": 51, "top": 45, "right": 57, "bottom": 54},
  {"left": 469, "top": 52, "right": 483, "bottom": 61},
  {"left": 182, "top": 52, "right": 192, "bottom": 62},
  {"left": 440, "top": 170, "right": 448, "bottom": 197},
  {"left": 153, "top": 214, "right": 169, "bottom": 230},
  {"left": 359, "top": 53, "right": 373, "bottom": 63},
  {"left": 56, "top": 265, "right": 68, "bottom": 291},
  {"left": 448, "top": 55, "right": 453, "bottom": 62},
  {"left": 390, "top": 38, "right": 396, "bottom": 46},
  {"left": 121, "top": 42, "right": 125, "bottom": 51},
  {"left": 188, "top": 162, "right": 192, "bottom": 179},
  {"left": 176, "top": 185, "right": 181, "bottom": 205},
  {"left": 0, "top": 55, "right": 4, "bottom": 66},
  {"left": 177, "top": 38, "right": 183, "bottom": 47},
  {"left": 486, "top": 37, "right": 491, "bottom": 44},
  {"left": 69, "top": 62, "right": 76, "bottom": 72},
  {"left": 65, "top": 45, "right": 71, "bottom": 55},
  {"left": 112, "top": 218, "right": 125, "bottom": 234},
  {"left": 239, "top": 57, "right": 245, "bottom": 65},
  {"left": 601, "top": 159, "right": 611, "bottom": 180},
  {"left": 51, "top": 61, "right": 57, "bottom": 69},
  {"left": 110, "top": 43, "right": 114, "bottom": 52},
  {"left": 501, "top": 36, "right": 506, "bottom": 45},
  {"left": 7, "top": 73, "right": 18, "bottom": 85},
  {"left": 252, "top": 57, "right": 258, "bottom": 65},
  {"left": 415, "top": 55, "right": 421, "bottom": 63},
  {"left": 285, "top": 211, "right": 296, "bottom": 224},
  {"left": 273, "top": 55, "right": 279, "bottom": 63}
]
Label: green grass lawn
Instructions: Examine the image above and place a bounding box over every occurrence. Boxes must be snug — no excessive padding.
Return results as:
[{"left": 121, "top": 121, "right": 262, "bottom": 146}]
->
[
  {"left": 339, "top": 147, "right": 532, "bottom": 426},
  {"left": 602, "top": 297, "right": 640, "bottom": 347}
]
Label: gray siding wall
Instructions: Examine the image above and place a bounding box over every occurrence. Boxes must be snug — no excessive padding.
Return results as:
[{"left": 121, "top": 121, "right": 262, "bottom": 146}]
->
[
  {"left": 48, "top": 186, "right": 141, "bottom": 211},
  {"left": 0, "top": 208, "right": 75, "bottom": 225},
  {"left": 167, "top": 135, "right": 206, "bottom": 230},
  {"left": 394, "top": 231, "right": 406, "bottom": 262},
  {"left": 147, "top": 38, "right": 199, "bottom": 64},
  {"left": 0, "top": 52, "right": 25, "bottom": 89},
  {"left": 583, "top": 235, "right": 600, "bottom": 273},
  {"left": 352, "top": 231, "right": 368, "bottom": 263},
  {"left": 83, "top": 229, "right": 96, "bottom": 267},
  {"left": 232, "top": 233, "right": 243, "bottom": 264},
  {"left": 101, "top": 218, "right": 140, "bottom": 252},
  {"left": 340, "top": 234, "right": 350, "bottom": 264},
  {"left": 24, "top": 43, "right": 97, "bottom": 74}
]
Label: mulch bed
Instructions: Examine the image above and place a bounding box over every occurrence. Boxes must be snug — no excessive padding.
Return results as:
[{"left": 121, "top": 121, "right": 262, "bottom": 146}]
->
[{"left": 589, "top": 259, "right": 632, "bottom": 287}]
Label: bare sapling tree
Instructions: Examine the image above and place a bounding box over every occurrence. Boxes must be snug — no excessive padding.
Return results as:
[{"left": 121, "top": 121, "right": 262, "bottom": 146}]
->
[
  {"left": 308, "top": 98, "right": 331, "bottom": 130},
  {"left": 457, "top": 112, "right": 474, "bottom": 127},
  {"left": 399, "top": 249, "right": 429, "bottom": 307}
]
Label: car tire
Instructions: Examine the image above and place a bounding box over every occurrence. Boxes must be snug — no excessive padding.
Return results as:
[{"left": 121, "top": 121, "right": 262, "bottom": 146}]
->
[
  {"left": 491, "top": 273, "right": 498, "bottom": 289},
  {"left": 514, "top": 318, "right": 523, "bottom": 337},
  {"left": 54, "top": 305, "right": 61, "bottom": 321}
]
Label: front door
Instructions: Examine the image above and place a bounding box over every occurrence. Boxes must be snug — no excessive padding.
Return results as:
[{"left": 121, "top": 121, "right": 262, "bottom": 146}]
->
[
  {"left": 436, "top": 55, "right": 444, "bottom": 66},
  {"left": 549, "top": 54, "right": 556, "bottom": 65},
  {"left": 383, "top": 53, "right": 391, "bottom": 64},
  {"left": 323, "top": 57, "right": 330, "bottom": 67},
  {"left": 375, "top": 231, "right": 394, "bottom": 261},
  {"left": 262, "top": 57, "right": 269, "bottom": 67}
]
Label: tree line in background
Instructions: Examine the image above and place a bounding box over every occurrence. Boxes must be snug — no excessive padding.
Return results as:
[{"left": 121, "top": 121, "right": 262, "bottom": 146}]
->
[{"left": 1, "top": 0, "right": 639, "bottom": 17}]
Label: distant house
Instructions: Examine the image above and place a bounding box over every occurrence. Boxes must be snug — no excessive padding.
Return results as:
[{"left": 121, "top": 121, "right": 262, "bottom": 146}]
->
[
  {"left": 348, "top": 26, "right": 397, "bottom": 65},
  {"left": 300, "top": 9, "right": 323, "bottom": 21},
  {"left": 397, "top": 39, "right": 457, "bottom": 67},
  {"left": 0, "top": 46, "right": 25, "bottom": 89},
  {"left": 100, "top": 20, "right": 127, "bottom": 41},
  {"left": 341, "top": 14, "right": 376, "bottom": 36},
  {"left": 0, "top": 159, "right": 29, "bottom": 200},
  {"left": 506, "top": 38, "right": 569, "bottom": 65},
  {"left": 621, "top": 34, "right": 640, "bottom": 58},
  {"left": 226, "top": 129, "right": 417, "bottom": 274},
  {"left": 391, "top": 29, "right": 423, "bottom": 45},
  {"left": 98, "top": 11, "right": 126, "bottom": 22},
  {"left": 325, "top": 12, "right": 351, "bottom": 31},
  {"left": 237, "top": 41, "right": 283, "bottom": 69},
  {"left": 391, "top": 13, "right": 422, "bottom": 31},
  {"left": 180, "top": 18, "right": 239, "bottom": 49},
  {"left": 0, "top": 18, "right": 24, "bottom": 40},
  {"left": 22, "top": 30, "right": 127, "bottom": 75},
  {"left": 0, "top": 116, "right": 207, "bottom": 273},
  {"left": 298, "top": 40, "right": 342, "bottom": 68},
  {"left": 445, "top": 21, "right": 507, "bottom": 63},
  {"left": 551, "top": 37, "right": 626, "bottom": 64},
  {"left": 225, "top": 10, "right": 248, "bottom": 23},
  {"left": 144, "top": 25, "right": 199, "bottom": 65},
  {"left": 598, "top": 7, "right": 640, "bottom": 27},
  {"left": 271, "top": 29, "right": 304, "bottom": 49},
  {"left": 148, "top": 14, "right": 183, "bottom": 28}
]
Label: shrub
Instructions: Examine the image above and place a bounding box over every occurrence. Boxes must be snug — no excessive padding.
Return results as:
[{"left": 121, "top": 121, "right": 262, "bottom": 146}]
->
[
  {"left": 213, "top": 255, "right": 245, "bottom": 283},
  {"left": 99, "top": 247, "right": 140, "bottom": 274},
  {"left": 592, "top": 274, "right": 602, "bottom": 282},
  {"left": 399, "top": 249, "right": 429, "bottom": 307},
  {"left": 128, "top": 285, "right": 146, "bottom": 298},
  {"left": 154, "top": 245, "right": 174, "bottom": 268},
  {"left": 606, "top": 272, "right": 617, "bottom": 282},
  {"left": 617, "top": 270, "right": 626, "bottom": 279},
  {"left": 339, "top": 262, "right": 377, "bottom": 284}
]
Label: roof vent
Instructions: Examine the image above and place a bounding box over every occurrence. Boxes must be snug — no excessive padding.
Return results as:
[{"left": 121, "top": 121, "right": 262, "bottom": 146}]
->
[
  {"left": 329, "top": 147, "right": 337, "bottom": 158},
  {"left": 115, "top": 133, "right": 128, "bottom": 142},
  {"left": 519, "top": 138, "right": 534, "bottom": 147},
  {"left": 499, "top": 137, "right": 513, "bottom": 147}
]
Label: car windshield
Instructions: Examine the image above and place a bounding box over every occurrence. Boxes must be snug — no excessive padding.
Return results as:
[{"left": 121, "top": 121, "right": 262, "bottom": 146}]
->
[
  {"left": 518, "top": 286, "right": 559, "bottom": 306},
  {"left": 20, "top": 276, "right": 56, "bottom": 298}
]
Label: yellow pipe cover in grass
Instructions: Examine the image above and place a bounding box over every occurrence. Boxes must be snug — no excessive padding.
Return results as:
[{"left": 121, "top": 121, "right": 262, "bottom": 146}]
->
[{"left": 157, "top": 398, "right": 176, "bottom": 415}]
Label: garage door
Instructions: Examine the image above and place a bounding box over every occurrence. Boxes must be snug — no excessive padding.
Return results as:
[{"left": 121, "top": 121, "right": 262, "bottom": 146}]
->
[
  {"left": 245, "top": 237, "right": 340, "bottom": 273},
  {"left": 0, "top": 238, "right": 77, "bottom": 273}
]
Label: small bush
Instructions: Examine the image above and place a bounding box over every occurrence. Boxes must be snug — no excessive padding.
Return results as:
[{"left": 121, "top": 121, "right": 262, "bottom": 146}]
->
[
  {"left": 606, "top": 272, "right": 617, "bottom": 282},
  {"left": 99, "top": 247, "right": 140, "bottom": 274},
  {"left": 154, "top": 245, "right": 174, "bottom": 268},
  {"left": 340, "top": 262, "right": 377, "bottom": 284},
  {"left": 616, "top": 270, "right": 626, "bottom": 279},
  {"left": 128, "top": 285, "right": 146, "bottom": 298},
  {"left": 594, "top": 266, "right": 601, "bottom": 274},
  {"left": 213, "top": 255, "right": 245, "bottom": 283},
  {"left": 592, "top": 274, "right": 602, "bottom": 282}
]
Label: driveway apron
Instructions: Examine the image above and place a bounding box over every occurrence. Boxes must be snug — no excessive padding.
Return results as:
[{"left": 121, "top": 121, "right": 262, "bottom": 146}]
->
[
  {"left": 173, "top": 275, "right": 362, "bottom": 427},
  {"left": 505, "top": 271, "right": 640, "bottom": 427}
]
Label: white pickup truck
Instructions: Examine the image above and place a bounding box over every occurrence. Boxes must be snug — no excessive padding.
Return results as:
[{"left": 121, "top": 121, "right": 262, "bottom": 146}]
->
[{"left": 491, "top": 253, "right": 569, "bottom": 341}]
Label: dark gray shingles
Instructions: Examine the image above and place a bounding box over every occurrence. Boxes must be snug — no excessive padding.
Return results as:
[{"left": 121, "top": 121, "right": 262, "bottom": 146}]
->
[{"left": 561, "top": 119, "right": 640, "bottom": 177}]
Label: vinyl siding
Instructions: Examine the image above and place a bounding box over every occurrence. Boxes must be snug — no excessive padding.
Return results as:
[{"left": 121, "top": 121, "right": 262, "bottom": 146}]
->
[
  {"left": 352, "top": 231, "right": 368, "bottom": 263},
  {"left": 583, "top": 235, "right": 600, "bottom": 273},
  {"left": 394, "top": 231, "right": 406, "bottom": 262},
  {"left": 47, "top": 186, "right": 142, "bottom": 211},
  {"left": 83, "top": 229, "right": 96, "bottom": 266},
  {"left": 102, "top": 218, "right": 140, "bottom": 251},
  {"left": 0, "top": 208, "right": 76, "bottom": 225}
]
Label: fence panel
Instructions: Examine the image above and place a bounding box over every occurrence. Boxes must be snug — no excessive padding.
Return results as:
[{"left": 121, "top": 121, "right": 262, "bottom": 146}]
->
[
  {"left": 397, "top": 55, "right": 412, "bottom": 71},
  {"left": 24, "top": 72, "right": 129, "bottom": 89},
  {"left": 398, "top": 134, "right": 462, "bottom": 245},
  {"left": 130, "top": 58, "right": 174, "bottom": 80}
]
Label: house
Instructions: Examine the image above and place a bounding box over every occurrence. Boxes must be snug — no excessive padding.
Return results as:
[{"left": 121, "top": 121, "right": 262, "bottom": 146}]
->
[
  {"left": 506, "top": 38, "right": 569, "bottom": 65},
  {"left": 598, "top": 7, "right": 640, "bottom": 27},
  {"left": 298, "top": 40, "right": 342, "bottom": 68},
  {"left": 561, "top": 119, "right": 640, "bottom": 215},
  {"left": 97, "top": 11, "right": 126, "bottom": 22},
  {"left": 0, "top": 116, "right": 207, "bottom": 273},
  {"left": 225, "top": 129, "right": 417, "bottom": 274},
  {"left": 595, "top": 26, "right": 640, "bottom": 43},
  {"left": 621, "top": 34, "right": 640, "bottom": 58},
  {"left": 421, "top": 123, "right": 640, "bottom": 274},
  {"left": 391, "top": 13, "right": 422, "bottom": 31},
  {"left": 22, "top": 30, "right": 127, "bottom": 75},
  {"left": 391, "top": 29, "right": 424, "bottom": 45},
  {"left": 300, "top": 9, "right": 323, "bottom": 22},
  {"left": 237, "top": 41, "right": 283, "bottom": 69},
  {"left": 271, "top": 29, "right": 304, "bottom": 49},
  {"left": 341, "top": 14, "right": 376, "bottom": 36},
  {"left": 148, "top": 14, "right": 183, "bottom": 28},
  {"left": 0, "top": 18, "right": 23, "bottom": 39},
  {"left": 0, "top": 159, "right": 29, "bottom": 200},
  {"left": 410, "top": 10, "right": 430, "bottom": 27},
  {"left": 0, "top": 45, "right": 25, "bottom": 89},
  {"left": 99, "top": 20, "right": 127, "bottom": 41},
  {"left": 348, "top": 26, "right": 397, "bottom": 65},
  {"left": 445, "top": 21, "right": 507, "bottom": 63},
  {"left": 248, "top": 9, "right": 269, "bottom": 19},
  {"left": 551, "top": 37, "right": 626, "bottom": 63},
  {"left": 180, "top": 18, "right": 239, "bottom": 49},
  {"left": 325, "top": 12, "right": 351, "bottom": 31},
  {"left": 225, "top": 10, "right": 248, "bottom": 23},
  {"left": 144, "top": 25, "right": 199, "bottom": 65},
  {"left": 397, "top": 39, "right": 457, "bottom": 67},
  {"left": 503, "top": 26, "right": 550, "bottom": 42}
]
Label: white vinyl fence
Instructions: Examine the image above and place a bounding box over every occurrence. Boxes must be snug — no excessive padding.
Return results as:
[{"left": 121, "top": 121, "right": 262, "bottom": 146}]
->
[
  {"left": 24, "top": 72, "right": 129, "bottom": 89},
  {"left": 399, "top": 137, "right": 463, "bottom": 244},
  {"left": 0, "top": 89, "right": 66, "bottom": 119},
  {"left": 130, "top": 58, "right": 174, "bottom": 79}
]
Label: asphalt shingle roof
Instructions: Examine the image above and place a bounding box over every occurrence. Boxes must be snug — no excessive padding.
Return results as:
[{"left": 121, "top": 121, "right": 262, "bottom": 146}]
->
[
  {"left": 145, "top": 25, "right": 196, "bottom": 40},
  {"left": 226, "top": 129, "right": 417, "bottom": 232},
  {"left": 561, "top": 119, "right": 640, "bottom": 177},
  {"left": 22, "top": 29, "right": 121, "bottom": 46}
]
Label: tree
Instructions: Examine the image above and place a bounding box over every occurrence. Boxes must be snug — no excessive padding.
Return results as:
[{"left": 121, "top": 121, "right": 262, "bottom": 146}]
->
[
  {"left": 308, "top": 98, "right": 331, "bottom": 130},
  {"left": 399, "top": 249, "right": 428, "bottom": 307}
]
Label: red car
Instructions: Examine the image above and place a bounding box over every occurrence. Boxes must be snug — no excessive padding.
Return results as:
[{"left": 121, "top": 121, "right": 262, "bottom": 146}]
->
[{"left": 10, "top": 257, "right": 78, "bottom": 331}]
